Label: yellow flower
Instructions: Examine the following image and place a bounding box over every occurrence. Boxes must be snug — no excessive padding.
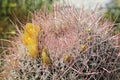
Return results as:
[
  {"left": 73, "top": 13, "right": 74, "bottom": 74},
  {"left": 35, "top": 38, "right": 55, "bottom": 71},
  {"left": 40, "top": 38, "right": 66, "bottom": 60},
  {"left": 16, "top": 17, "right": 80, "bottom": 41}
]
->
[
  {"left": 63, "top": 54, "right": 72, "bottom": 63},
  {"left": 41, "top": 48, "right": 52, "bottom": 66},
  {"left": 22, "top": 33, "right": 36, "bottom": 45},
  {"left": 27, "top": 44, "right": 39, "bottom": 58},
  {"left": 21, "top": 23, "right": 40, "bottom": 58},
  {"left": 25, "top": 23, "right": 40, "bottom": 38},
  {"left": 81, "top": 44, "right": 87, "bottom": 52}
]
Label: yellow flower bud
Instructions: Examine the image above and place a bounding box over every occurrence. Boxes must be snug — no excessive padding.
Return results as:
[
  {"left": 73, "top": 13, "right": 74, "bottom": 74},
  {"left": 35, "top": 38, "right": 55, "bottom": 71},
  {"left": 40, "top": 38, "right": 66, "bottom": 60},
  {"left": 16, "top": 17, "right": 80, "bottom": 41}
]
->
[
  {"left": 63, "top": 54, "right": 72, "bottom": 63},
  {"left": 41, "top": 48, "right": 52, "bottom": 66},
  {"left": 87, "top": 28, "right": 92, "bottom": 33},
  {"left": 10, "top": 30, "right": 16, "bottom": 35},
  {"left": 81, "top": 44, "right": 87, "bottom": 52}
]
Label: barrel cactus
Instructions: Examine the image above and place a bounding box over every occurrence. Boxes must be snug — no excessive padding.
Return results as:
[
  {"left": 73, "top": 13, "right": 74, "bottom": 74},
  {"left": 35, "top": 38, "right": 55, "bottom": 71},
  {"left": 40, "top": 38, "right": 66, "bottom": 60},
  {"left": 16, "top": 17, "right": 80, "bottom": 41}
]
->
[{"left": 1, "top": 4, "right": 120, "bottom": 80}]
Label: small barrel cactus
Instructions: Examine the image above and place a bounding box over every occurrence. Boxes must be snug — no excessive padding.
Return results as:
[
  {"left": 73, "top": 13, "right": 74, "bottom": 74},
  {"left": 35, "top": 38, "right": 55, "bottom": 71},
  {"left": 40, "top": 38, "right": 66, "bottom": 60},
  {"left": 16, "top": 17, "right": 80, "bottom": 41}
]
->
[{"left": 1, "top": 4, "right": 120, "bottom": 80}]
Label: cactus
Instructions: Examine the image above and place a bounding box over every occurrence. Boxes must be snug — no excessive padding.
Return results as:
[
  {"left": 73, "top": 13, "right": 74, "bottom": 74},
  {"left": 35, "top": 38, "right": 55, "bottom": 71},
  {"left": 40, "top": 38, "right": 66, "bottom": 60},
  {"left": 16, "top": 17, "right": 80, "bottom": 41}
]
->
[{"left": 1, "top": 4, "right": 120, "bottom": 80}]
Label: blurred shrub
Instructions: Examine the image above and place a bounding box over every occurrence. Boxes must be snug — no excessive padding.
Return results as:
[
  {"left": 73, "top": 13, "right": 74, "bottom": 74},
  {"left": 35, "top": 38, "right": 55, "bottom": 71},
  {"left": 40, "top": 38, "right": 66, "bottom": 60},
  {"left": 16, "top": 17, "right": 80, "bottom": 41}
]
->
[{"left": 105, "top": 0, "right": 120, "bottom": 34}]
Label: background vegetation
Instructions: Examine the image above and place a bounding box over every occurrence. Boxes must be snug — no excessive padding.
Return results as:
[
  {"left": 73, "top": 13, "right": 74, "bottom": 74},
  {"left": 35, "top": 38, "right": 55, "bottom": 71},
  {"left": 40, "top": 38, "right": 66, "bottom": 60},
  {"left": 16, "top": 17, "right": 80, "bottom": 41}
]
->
[
  {"left": 0, "top": 0, "right": 54, "bottom": 39},
  {"left": 105, "top": 0, "right": 120, "bottom": 34}
]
